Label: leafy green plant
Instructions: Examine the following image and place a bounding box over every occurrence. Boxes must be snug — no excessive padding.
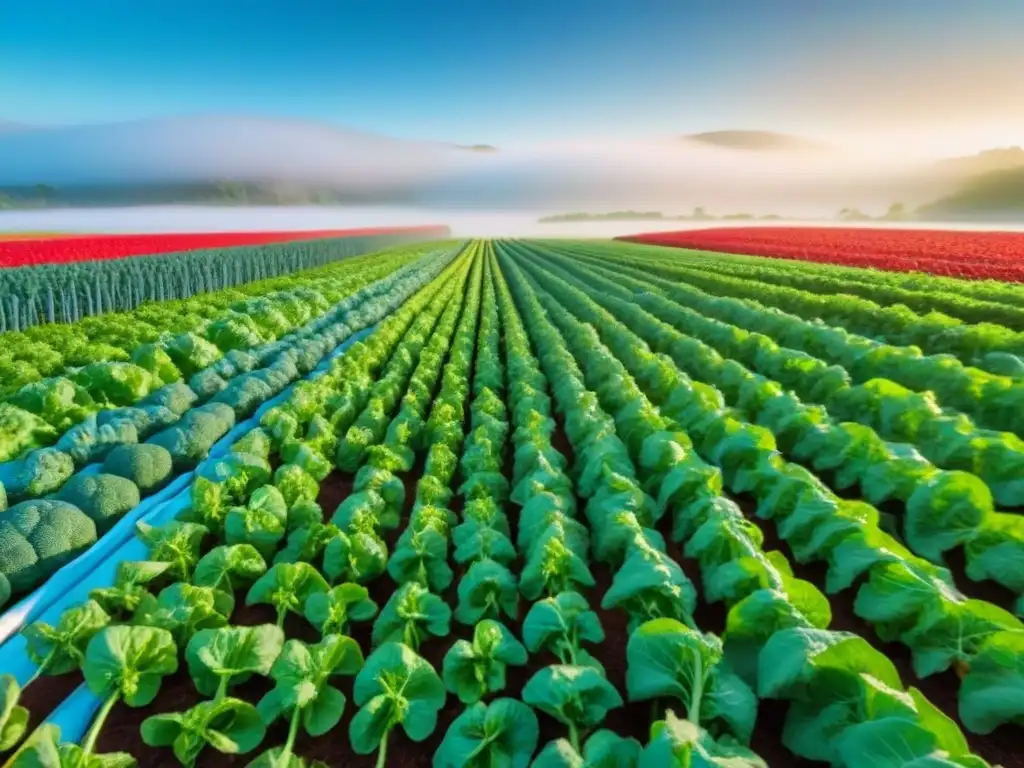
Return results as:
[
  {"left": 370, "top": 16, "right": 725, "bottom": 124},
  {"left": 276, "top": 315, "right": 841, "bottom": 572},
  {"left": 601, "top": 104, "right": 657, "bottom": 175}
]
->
[
  {"left": 522, "top": 591, "right": 604, "bottom": 670},
  {"left": 454, "top": 560, "right": 519, "bottom": 625},
  {"left": 638, "top": 711, "right": 766, "bottom": 768},
  {"left": 303, "top": 583, "right": 378, "bottom": 637},
  {"left": 323, "top": 529, "right": 388, "bottom": 584},
  {"left": 245, "top": 563, "right": 330, "bottom": 628},
  {"left": 137, "top": 520, "right": 209, "bottom": 581},
  {"left": 349, "top": 642, "right": 446, "bottom": 766},
  {"left": 133, "top": 583, "right": 233, "bottom": 646},
  {"left": 185, "top": 624, "right": 285, "bottom": 698},
  {"left": 371, "top": 582, "right": 451, "bottom": 650},
  {"left": 522, "top": 664, "right": 623, "bottom": 753},
  {"left": 192, "top": 544, "right": 267, "bottom": 594},
  {"left": 442, "top": 620, "right": 527, "bottom": 704},
  {"left": 433, "top": 698, "right": 538, "bottom": 768},
  {"left": 250, "top": 634, "right": 363, "bottom": 768},
  {"left": 224, "top": 486, "right": 289, "bottom": 559},
  {"left": 141, "top": 697, "right": 266, "bottom": 767},
  {"left": 531, "top": 730, "right": 643, "bottom": 768},
  {"left": 78, "top": 625, "right": 179, "bottom": 765},
  {"left": 626, "top": 618, "right": 756, "bottom": 743},
  {"left": 89, "top": 561, "right": 171, "bottom": 618}
]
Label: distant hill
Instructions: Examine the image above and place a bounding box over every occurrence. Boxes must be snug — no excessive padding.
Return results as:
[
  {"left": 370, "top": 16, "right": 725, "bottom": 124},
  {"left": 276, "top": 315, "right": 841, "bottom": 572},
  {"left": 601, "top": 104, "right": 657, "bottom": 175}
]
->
[
  {"left": 931, "top": 147, "right": 1024, "bottom": 179},
  {"left": 683, "top": 130, "right": 828, "bottom": 152},
  {"left": 916, "top": 166, "right": 1024, "bottom": 221}
]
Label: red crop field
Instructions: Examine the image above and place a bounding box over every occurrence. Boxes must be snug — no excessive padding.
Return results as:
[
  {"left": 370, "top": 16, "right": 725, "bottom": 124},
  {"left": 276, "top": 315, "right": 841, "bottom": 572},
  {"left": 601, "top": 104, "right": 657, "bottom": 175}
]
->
[
  {"left": 0, "top": 226, "right": 445, "bottom": 268},
  {"left": 619, "top": 226, "right": 1024, "bottom": 281}
]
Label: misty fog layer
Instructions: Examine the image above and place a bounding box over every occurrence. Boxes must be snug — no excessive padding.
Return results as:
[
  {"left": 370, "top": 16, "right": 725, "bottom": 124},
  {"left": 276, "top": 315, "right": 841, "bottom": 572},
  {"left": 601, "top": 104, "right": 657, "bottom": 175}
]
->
[{"left": 0, "top": 116, "right": 970, "bottom": 218}]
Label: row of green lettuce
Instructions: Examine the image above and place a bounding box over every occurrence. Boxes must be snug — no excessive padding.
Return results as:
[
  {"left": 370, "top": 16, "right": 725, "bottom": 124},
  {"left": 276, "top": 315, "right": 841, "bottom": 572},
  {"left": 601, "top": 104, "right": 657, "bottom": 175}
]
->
[
  {"left": 578, "top": 240, "right": 1024, "bottom": 378},
  {"left": 517, "top": 242, "right": 1024, "bottom": 603},
  {"left": 500, "top": 241, "right": 1023, "bottom": 747},
  {"left": 0, "top": 227, "right": 451, "bottom": 335},
  {"left": 496, "top": 248, "right": 998, "bottom": 766},
  {"left": 624, "top": 244, "right": 1024, "bottom": 331},
  {"left": 557, "top": 241, "right": 1024, "bottom": 443},
  {"left": 0, "top": 246, "right": 460, "bottom": 608}
]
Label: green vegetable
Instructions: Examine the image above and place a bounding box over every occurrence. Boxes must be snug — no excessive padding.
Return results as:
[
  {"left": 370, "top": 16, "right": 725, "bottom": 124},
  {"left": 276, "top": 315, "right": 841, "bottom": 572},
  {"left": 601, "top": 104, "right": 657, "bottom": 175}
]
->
[
  {"left": 251, "top": 634, "right": 363, "bottom": 768},
  {"left": 192, "top": 544, "right": 267, "bottom": 595},
  {"left": 224, "top": 486, "right": 289, "bottom": 560},
  {"left": 522, "top": 591, "right": 605, "bottom": 670},
  {"left": 522, "top": 665, "right": 623, "bottom": 753},
  {"left": 185, "top": 624, "right": 285, "bottom": 699},
  {"left": 141, "top": 697, "right": 266, "bottom": 767},
  {"left": 132, "top": 583, "right": 233, "bottom": 647},
  {"left": 56, "top": 473, "right": 140, "bottom": 534},
  {"left": 272, "top": 464, "right": 319, "bottom": 509},
  {"left": 432, "top": 698, "right": 539, "bottom": 768},
  {"left": 303, "top": 583, "right": 378, "bottom": 637},
  {"left": 441, "top": 620, "right": 527, "bottom": 704},
  {"left": 349, "top": 642, "right": 446, "bottom": 763},
  {"left": 454, "top": 559, "right": 519, "bottom": 625},
  {"left": 371, "top": 582, "right": 451, "bottom": 650},
  {"left": 0, "top": 499, "right": 97, "bottom": 593},
  {"left": 89, "top": 561, "right": 171, "bottom": 618},
  {"left": 638, "top": 711, "right": 766, "bottom": 768},
  {"left": 101, "top": 444, "right": 174, "bottom": 494},
  {"left": 137, "top": 520, "right": 208, "bottom": 581},
  {"left": 246, "top": 562, "right": 330, "bottom": 628}
]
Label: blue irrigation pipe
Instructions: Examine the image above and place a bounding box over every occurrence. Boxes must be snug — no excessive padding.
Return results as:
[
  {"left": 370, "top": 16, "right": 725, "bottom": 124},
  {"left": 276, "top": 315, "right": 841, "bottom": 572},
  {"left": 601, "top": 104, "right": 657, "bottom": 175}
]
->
[{"left": 0, "top": 325, "right": 375, "bottom": 697}]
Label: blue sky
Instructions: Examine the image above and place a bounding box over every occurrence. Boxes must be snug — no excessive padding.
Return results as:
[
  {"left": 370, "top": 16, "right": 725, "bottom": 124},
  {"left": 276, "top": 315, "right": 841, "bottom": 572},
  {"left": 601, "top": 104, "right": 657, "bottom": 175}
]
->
[{"left": 2, "top": 0, "right": 1022, "bottom": 147}]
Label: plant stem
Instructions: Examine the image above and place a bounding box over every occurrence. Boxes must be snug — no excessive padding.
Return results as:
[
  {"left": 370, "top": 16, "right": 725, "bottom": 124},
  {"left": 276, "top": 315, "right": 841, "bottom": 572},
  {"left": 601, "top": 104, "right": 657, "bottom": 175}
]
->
[
  {"left": 24, "top": 649, "right": 56, "bottom": 689},
  {"left": 81, "top": 691, "right": 119, "bottom": 756},
  {"left": 275, "top": 705, "right": 302, "bottom": 767},
  {"left": 375, "top": 733, "right": 390, "bottom": 768},
  {"left": 688, "top": 654, "right": 704, "bottom": 726},
  {"left": 215, "top": 676, "right": 229, "bottom": 703},
  {"left": 276, "top": 607, "right": 287, "bottom": 629},
  {"left": 568, "top": 722, "right": 581, "bottom": 754}
]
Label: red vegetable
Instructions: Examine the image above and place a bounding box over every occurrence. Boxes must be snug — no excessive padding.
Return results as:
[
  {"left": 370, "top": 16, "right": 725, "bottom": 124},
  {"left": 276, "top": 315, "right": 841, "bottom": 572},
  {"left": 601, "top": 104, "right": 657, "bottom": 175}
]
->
[{"left": 618, "top": 226, "right": 1024, "bottom": 282}]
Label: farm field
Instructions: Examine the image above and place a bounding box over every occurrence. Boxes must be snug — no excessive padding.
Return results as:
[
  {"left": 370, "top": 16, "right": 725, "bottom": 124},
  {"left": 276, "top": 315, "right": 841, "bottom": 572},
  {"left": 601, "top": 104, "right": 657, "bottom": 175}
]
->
[
  {"left": 620, "top": 226, "right": 1024, "bottom": 283},
  {"left": 0, "top": 235, "right": 1022, "bottom": 768}
]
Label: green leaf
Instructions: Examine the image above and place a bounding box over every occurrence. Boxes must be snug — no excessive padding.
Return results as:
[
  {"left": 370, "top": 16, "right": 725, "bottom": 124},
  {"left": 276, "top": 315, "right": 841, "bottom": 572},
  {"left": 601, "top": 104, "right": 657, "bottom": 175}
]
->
[
  {"left": 960, "top": 629, "right": 1024, "bottom": 733},
  {"left": 322, "top": 529, "right": 388, "bottom": 584},
  {"left": 582, "top": 729, "right": 642, "bottom": 768},
  {"left": 141, "top": 697, "right": 266, "bottom": 766},
  {"left": 258, "top": 635, "right": 363, "bottom": 738},
  {"left": 132, "top": 583, "right": 232, "bottom": 646},
  {"left": 349, "top": 642, "right": 445, "bottom": 754},
  {"left": 522, "top": 591, "right": 604, "bottom": 668},
  {"left": 638, "top": 710, "right": 767, "bottom": 767},
  {"left": 83, "top": 625, "right": 178, "bottom": 707},
  {"left": 185, "top": 624, "right": 285, "bottom": 698},
  {"left": 245, "top": 563, "right": 329, "bottom": 626},
  {"left": 137, "top": 521, "right": 208, "bottom": 581},
  {"left": 23, "top": 599, "right": 111, "bottom": 676},
  {"left": 454, "top": 559, "right": 519, "bottom": 625},
  {"left": 441, "top": 620, "right": 527, "bottom": 705},
  {"left": 626, "top": 618, "right": 756, "bottom": 743},
  {"left": 192, "top": 545, "right": 267, "bottom": 594},
  {"left": 89, "top": 561, "right": 171, "bottom": 618},
  {"left": 432, "top": 698, "right": 539, "bottom": 768},
  {"left": 303, "top": 583, "right": 378, "bottom": 637},
  {"left": 522, "top": 664, "right": 622, "bottom": 731},
  {"left": 0, "top": 675, "right": 29, "bottom": 752},
  {"left": 371, "top": 582, "right": 451, "bottom": 651}
]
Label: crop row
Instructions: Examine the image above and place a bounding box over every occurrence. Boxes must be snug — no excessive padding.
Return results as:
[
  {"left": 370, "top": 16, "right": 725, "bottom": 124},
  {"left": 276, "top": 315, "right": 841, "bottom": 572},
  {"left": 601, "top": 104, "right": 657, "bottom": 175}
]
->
[
  {"left": 0, "top": 240, "right": 1011, "bottom": 768},
  {"left": 0, "top": 227, "right": 450, "bottom": 331},
  {"left": 620, "top": 227, "right": 1024, "bottom": 283}
]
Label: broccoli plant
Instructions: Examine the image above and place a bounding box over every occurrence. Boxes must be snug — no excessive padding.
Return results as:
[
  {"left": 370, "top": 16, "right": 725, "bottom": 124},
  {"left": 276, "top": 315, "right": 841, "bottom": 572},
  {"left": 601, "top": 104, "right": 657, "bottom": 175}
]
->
[
  {"left": 246, "top": 562, "right": 329, "bottom": 628},
  {"left": 249, "top": 634, "right": 363, "bottom": 768},
  {"left": 350, "top": 642, "right": 445, "bottom": 767},
  {"left": 442, "top": 620, "right": 527, "bottom": 704},
  {"left": 371, "top": 582, "right": 451, "bottom": 650}
]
